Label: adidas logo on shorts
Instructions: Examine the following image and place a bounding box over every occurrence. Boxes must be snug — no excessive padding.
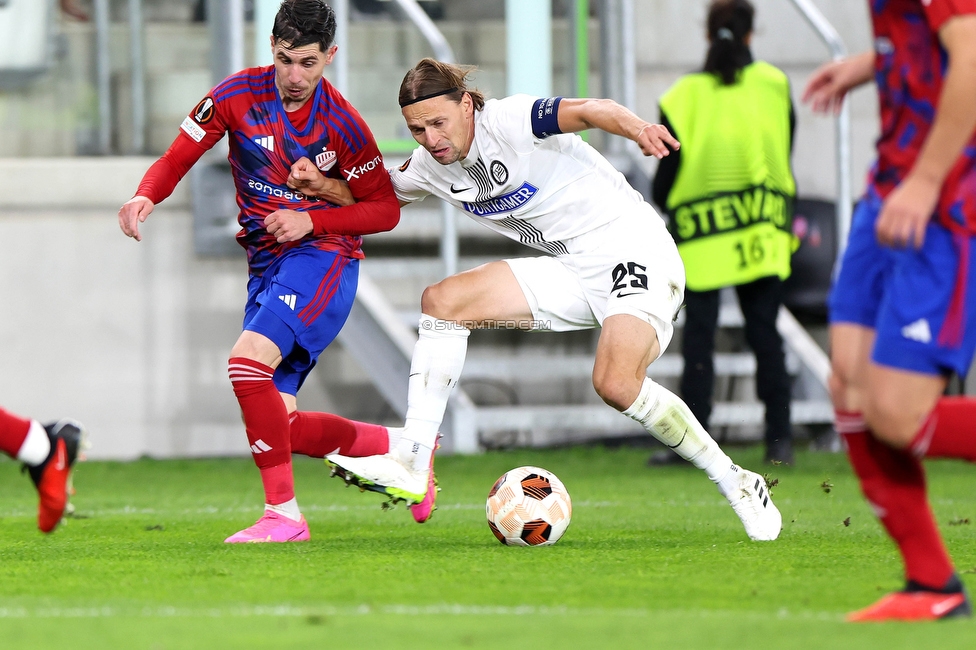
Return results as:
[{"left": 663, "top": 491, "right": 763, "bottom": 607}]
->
[{"left": 901, "top": 318, "right": 932, "bottom": 344}]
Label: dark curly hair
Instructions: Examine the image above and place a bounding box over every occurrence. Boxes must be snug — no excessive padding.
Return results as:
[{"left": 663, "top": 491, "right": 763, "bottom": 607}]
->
[
  {"left": 272, "top": 0, "right": 337, "bottom": 52},
  {"left": 703, "top": 0, "right": 754, "bottom": 85}
]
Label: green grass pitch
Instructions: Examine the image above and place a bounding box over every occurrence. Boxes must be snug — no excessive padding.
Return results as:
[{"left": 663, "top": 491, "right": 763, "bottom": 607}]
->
[{"left": 1, "top": 446, "right": 974, "bottom": 649}]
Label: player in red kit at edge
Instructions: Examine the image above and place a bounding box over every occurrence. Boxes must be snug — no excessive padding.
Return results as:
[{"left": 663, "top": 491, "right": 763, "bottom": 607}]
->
[
  {"left": 0, "top": 408, "right": 84, "bottom": 533},
  {"left": 119, "top": 0, "right": 400, "bottom": 543},
  {"left": 804, "top": 0, "right": 976, "bottom": 621}
]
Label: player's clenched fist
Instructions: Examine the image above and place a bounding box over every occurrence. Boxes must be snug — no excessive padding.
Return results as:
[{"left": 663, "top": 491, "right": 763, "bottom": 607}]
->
[
  {"left": 288, "top": 157, "right": 356, "bottom": 206},
  {"left": 265, "top": 209, "right": 313, "bottom": 243},
  {"left": 119, "top": 196, "right": 154, "bottom": 242},
  {"left": 288, "top": 157, "right": 329, "bottom": 194}
]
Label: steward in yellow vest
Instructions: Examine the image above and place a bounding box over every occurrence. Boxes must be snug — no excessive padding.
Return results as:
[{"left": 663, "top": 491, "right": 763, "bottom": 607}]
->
[
  {"left": 650, "top": 0, "right": 796, "bottom": 466},
  {"left": 657, "top": 61, "right": 797, "bottom": 291}
]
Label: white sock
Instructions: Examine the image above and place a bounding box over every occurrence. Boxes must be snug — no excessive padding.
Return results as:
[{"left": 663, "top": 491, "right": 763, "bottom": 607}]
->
[
  {"left": 265, "top": 498, "right": 301, "bottom": 522},
  {"left": 386, "top": 427, "right": 403, "bottom": 453},
  {"left": 623, "top": 378, "right": 737, "bottom": 492},
  {"left": 398, "top": 314, "right": 470, "bottom": 471},
  {"left": 16, "top": 420, "right": 51, "bottom": 466}
]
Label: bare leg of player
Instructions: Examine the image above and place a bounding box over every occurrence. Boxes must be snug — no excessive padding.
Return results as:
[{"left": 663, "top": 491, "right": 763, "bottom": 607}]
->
[{"left": 594, "top": 314, "right": 781, "bottom": 541}]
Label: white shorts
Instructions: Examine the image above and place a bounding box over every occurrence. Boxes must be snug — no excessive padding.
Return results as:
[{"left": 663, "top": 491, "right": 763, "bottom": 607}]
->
[{"left": 506, "top": 213, "right": 686, "bottom": 357}]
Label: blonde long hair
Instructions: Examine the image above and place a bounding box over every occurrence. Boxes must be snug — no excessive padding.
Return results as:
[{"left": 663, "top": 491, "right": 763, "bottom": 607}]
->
[{"left": 398, "top": 58, "right": 486, "bottom": 110}]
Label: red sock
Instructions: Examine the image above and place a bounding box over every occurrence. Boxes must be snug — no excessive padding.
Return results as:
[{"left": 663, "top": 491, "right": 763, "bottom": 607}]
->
[
  {"left": 910, "top": 397, "right": 976, "bottom": 461},
  {"left": 346, "top": 420, "right": 391, "bottom": 457},
  {"left": 228, "top": 357, "right": 293, "bottom": 505},
  {"left": 0, "top": 407, "right": 31, "bottom": 458},
  {"left": 290, "top": 411, "right": 389, "bottom": 458},
  {"left": 259, "top": 461, "right": 296, "bottom": 506},
  {"left": 839, "top": 410, "right": 954, "bottom": 590}
]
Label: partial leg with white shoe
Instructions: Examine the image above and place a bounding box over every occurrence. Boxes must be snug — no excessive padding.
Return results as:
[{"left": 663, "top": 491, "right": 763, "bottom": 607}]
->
[
  {"left": 595, "top": 313, "right": 781, "bottom": 542},
  {"left": 295, "top": 411, "right": 440, "bottom": 523},
  {"left": 623, "top": 376, "right": 781, "bottom": 540},
  {"left": 325, "top": 312, "right": 467, "bottom": 508},
  {"left": 327, "top": 263, "right": 516, "bottom": 513}
]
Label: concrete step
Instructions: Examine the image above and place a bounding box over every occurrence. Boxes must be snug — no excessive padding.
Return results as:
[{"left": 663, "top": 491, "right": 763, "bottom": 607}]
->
[
  {"left": 475, "top": 400, "right": 835, "bottom": 447},
  {"left": 464, "top": 351, "right": 801, "bottom": 381},
  {"left": 380, "top": 304, "right": 747, "bottom": 331}
]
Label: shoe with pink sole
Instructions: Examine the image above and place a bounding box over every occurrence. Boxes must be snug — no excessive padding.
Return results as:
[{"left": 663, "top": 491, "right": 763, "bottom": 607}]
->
[
  {"left": 224, "top": 511, "right": 310, "bottom": 543},
  {"left": 409, "top": 435, "right": 441, "bottom": 524}
]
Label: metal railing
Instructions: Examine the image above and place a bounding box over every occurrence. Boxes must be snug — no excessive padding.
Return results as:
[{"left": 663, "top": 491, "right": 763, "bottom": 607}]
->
[
  {"left": 93, "top": 0, "right": 110, "bottom": 154},
  {"left": 788, "top": 0, "right": 853, "bottom": 255},
  {"left": 391, "top": 0, "right": 460, "bottom": 279},
  {"left": 569, "top": 0, "right": 589, "bottom": 99},
  {"left": 93, "top": 0, "right": 147, "bottom": 154},
  {"left": 128, "top": 0, "right": 146, "bottom": 154}
]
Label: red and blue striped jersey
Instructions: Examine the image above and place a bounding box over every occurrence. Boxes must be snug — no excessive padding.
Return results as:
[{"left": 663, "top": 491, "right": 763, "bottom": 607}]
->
[
  {"left": 154, "top": 65, "right": 398, "bottom": 276},
  {"left": 869, "top": 0, "right": 976, "bottom": 230}
]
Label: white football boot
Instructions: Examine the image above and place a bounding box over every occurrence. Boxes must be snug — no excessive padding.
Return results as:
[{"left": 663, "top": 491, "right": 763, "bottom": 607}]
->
[
  {"left": 325, "top": 452, "right": 429, "bottom": 504},
  {"left": 724, "top": 468, "right": 782, "bottom": 541}
]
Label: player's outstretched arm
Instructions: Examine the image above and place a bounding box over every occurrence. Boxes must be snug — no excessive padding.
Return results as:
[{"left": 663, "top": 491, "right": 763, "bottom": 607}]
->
[
  {"left": 876, "top": 15, "right": 976, "bottom": 249},
  {"left": 118, "top": 196, "right": 154, "bottom": 242},
  {"left": 120, "top": 132, "right": 209, "bottom": 242},
  {"left": 554, "top": 98, "right": 678, "bottom": 159},
  {"left": 801, "top": 51, "right": 875, "bottom": 115},
  {"left": 287, "top": 157, "right": 355, "bottom": 206}
]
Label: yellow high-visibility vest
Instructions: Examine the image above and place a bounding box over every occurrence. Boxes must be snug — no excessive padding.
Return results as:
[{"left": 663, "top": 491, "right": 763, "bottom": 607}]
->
[{"left": 660, "top": 61, "right": 797, "bottom": 291}]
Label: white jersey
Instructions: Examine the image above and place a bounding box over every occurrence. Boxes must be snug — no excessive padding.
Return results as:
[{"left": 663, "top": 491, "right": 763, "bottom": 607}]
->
[{"left": 389, "top": 95, "right": 660, "bottom": 256}]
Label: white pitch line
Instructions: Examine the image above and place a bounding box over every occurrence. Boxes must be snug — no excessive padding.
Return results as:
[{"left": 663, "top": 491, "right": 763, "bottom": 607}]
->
[
  {"left": 0, "top": 501, "right": 624, "bottom": 518},
  {"left": 0, "top": 604, "right": 841, "bottom": 621}
]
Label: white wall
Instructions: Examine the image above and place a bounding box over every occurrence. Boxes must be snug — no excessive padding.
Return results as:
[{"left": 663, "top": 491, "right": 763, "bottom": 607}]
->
[
  {"left": 633, "top": 0, "right": 879, "bottom": 202},
  {"left": 0, "top": 159, "right": 237, "bottom": 459}
]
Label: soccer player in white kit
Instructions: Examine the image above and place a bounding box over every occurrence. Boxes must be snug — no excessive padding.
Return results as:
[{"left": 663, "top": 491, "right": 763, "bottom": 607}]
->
[{"left": 299, "top": 58, "right": 780, "bottom": 540}]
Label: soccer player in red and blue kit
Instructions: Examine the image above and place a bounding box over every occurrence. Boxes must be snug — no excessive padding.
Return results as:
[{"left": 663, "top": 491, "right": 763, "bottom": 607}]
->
[
  {"left": 804, "top": 0, "right": 976, "bottom": 621},
  {"left": 119, "top": 0, "right": 400, "bottom": 543}
]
